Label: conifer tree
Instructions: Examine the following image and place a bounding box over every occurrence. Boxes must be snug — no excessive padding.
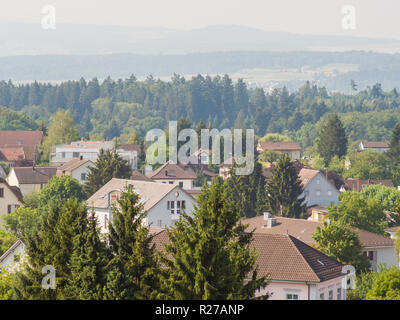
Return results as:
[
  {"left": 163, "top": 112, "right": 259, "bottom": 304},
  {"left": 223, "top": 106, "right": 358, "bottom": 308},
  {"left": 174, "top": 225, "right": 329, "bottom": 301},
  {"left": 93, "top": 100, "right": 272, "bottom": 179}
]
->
[
  {"left": 13, "top": 199, "right": 88, "bottom": 299},
  {"left": 388, "top": 122, "right": 400, "bottom": 160},
  {"left": 65, "top": 211, "right": 110, "bottom": 300},
  {"left": 103, "top": 185, "right": 160, "bottom": 300},
  {"left": 83, "top": 149, "right": 132, "bottom": 198},
  {"left": 316, "top": 114, "right": 348, "bottom": 166},
  {"left": 265, "top": 154, "right": 306, "bottom": 218},
  {"left": 158, "top": 178, "right": 268, "bottom": 299}
]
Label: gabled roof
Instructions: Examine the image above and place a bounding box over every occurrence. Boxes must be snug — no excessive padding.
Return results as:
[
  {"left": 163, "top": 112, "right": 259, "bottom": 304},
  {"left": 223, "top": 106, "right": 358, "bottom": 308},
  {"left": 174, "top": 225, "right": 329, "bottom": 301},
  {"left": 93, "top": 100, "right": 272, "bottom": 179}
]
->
[
  {"left": 343, "top": 178, "right": 394, "bottom": 191},
  {"left": 258, "top": 141, "right": 301, "bottom": 151},
  {"left": 12, "top": 166, "right": 57, "bottom": 185},
  {"left": 0, "top": 178, "right": 23, "bottom": 203},
  {"left": 0, "top": 147, "right": 25, "bottom": 162},
  {"left": 252, "top": 233, "right": 344, "bottom": 282},
  {"left": 86, "top": 178, "right": 192, "bottom": 211},
  {"left": 56, "top": 158, "right": 93, "bottom": 176},
  {"left": 151, "top": 230, "right": 345, "bottom": 283},
  {"left": 147, "top": 161, "right": 196, "bottom": 180},
  {"left": 117, "top": 144, "right": 141, "bottom": 152},
  {"left": 0, "top": 239, "right": 25, "bottom": 266},
  {"left": 130, "top": 170, "right": 154, "bottom": 182},
  {"left": 361, "top": 141, "right": 389, "bottom": 148},
  {"left": 242, "top": 216, "right": 394, "bottom": 248},
  {"left": 298, "top": 168, "right": 320, "bottom": 187},
  {"left": 0, "top": 131, "right": 43, "bottom": 148}
]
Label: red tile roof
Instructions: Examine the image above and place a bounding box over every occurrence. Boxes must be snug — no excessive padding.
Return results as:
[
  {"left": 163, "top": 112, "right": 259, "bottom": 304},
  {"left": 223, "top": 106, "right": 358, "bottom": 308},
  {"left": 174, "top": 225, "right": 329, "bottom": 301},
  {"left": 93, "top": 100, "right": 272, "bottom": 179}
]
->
[
  {"left": 343, "top": 178, "right": 394, "bottom": 191},
  {"left": 361, "top": 141, "right": 389, "bottom": 149},
  {"left": 147, "top": 161, "right": 196, "bottom": 180},
  {"left": 0, "top": 131, "right": 43, "bottom": 148},
  {"left": 258, "top": 142, "right": 301, "bottom": 151},
  {"left": 12, "top": 166, "right": 57, "bottom": 185}
]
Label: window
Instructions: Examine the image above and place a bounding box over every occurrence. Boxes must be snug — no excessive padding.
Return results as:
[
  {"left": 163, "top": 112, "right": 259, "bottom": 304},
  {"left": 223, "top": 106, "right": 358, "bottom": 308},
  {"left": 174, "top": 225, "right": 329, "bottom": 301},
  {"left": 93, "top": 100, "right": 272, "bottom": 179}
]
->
[
  {"left": 169, "top": 181, "right": 173, "bottom": 184},
  {"left": 171, "top": 201, "right": 175, "bottom": 209},
  {"left": 181, "top": 200, "right": 185, "bottom": 209},
  {"left": 73, "top": 152, "right": 80, "bottom": 158},
  {"left": 157, "top": 220, "right": 162, "bottom": 227},
  {"left": 286, "top": 294, "right": 298, "bottom": 300},
  {"left": 167, "top": 201, "right": 170, "bottom": 210},
  {"left": 177, "top": 201, "right": 181, "bottom": 209},
  {"left": 0, "top": 188, "right": 3, "bottom": 198},
  {"left": 337, "top": 287, "right": 342, "bottom": 300},
  {"left": 179, "top": 182, "right": 183, "bottom": 188},
  {"left": 81, "top": 173, "right": 86, "bottom": 181},
  {"left": 61, "top": 152, "right": 66, "bottom": 158},
  {"left": 319, "top": 292, "right": 324, "bottom": 300},
  {"left": 328, "top": 288, "right": 334, "bottom": 300},
  {"left": 368, "top": 251, "right": 375, "bottom": 261}
]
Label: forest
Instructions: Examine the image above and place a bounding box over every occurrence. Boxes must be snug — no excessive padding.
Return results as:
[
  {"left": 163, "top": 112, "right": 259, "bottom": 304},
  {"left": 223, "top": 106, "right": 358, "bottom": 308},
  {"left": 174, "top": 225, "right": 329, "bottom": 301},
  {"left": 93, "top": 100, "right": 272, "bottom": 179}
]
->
[{"left": 0, "top": 75, "right": 400, "bottom": 155}]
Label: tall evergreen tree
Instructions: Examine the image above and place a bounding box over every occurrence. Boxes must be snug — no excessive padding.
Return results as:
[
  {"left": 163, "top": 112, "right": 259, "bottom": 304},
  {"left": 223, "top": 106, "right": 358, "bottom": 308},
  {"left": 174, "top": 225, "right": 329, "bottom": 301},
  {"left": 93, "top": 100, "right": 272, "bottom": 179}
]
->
[
  {"left": 316, "top": 114, "right": 348, "bottom": 166},
  {"left": 83, "top": 149, "right": 132, "bottom": 198},
  {"left": 103, "top": 185, "right": 160, "bottom": 300},
  {"left": 158, "top": 178, "right": 268, "bottom": 299},
  {"left": 388, "top": 122, "right": 400, "bottom": 160},
  {"left": 265, "top": 154, "right": 306, "bottom": 218}
]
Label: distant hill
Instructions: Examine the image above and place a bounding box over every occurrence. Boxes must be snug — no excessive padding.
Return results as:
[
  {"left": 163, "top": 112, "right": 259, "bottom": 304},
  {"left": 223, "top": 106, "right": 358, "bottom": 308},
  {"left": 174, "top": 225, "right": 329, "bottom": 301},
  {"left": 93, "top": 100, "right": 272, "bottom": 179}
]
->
[{"left": 1, "top": 22, "right": 400, "bottom": 56}]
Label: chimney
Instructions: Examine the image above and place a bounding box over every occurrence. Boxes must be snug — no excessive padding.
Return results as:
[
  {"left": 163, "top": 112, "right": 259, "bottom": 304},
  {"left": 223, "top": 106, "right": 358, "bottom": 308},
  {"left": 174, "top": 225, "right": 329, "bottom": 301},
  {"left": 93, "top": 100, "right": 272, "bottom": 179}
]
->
[{"left": 263, "top": 212, "right": 276, "bottom": 228}]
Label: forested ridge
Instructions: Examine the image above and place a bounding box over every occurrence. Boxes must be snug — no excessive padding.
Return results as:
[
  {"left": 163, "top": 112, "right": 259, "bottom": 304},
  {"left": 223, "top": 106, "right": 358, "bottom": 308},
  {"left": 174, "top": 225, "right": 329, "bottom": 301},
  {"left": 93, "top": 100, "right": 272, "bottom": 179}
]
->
[{"left": 1, "top": 75, "right": 399, "bottom": 153}]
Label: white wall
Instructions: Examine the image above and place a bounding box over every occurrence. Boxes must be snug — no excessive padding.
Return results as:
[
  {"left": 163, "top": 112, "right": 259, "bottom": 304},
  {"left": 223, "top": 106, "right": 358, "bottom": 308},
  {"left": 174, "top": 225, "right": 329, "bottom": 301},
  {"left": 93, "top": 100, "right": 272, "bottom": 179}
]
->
[
  {"left": 0, "top": 182, "right": 22, "bottom": 220},
  {"left": 301, "top": 172, "right": 339, "bottom": 207},
  {"left": 70, "top": 162, "right": 92, "bottom": 184},
  {"left": 153, "top": 179, "right": 194, "bottom": 190}
]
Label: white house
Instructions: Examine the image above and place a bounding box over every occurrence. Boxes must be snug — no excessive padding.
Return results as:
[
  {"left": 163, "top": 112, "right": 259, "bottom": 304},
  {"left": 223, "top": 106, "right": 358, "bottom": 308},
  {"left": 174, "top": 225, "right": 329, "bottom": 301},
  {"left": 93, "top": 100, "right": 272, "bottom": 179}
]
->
[
  {"left": 358, "top": 141, "right": 389, "bottom": 153},
  {"left": 56, "top": 158, "right": 94, "bottom": 184},
  {"left": 87, "top": 178, "right": 196, "bottom": 233},
  {"left": 299, "top": 168, "right": 339, "bottom": 208},
  {"left": 117, "top": 144, "right": 140, "bottom": 170},
  {"left": 257, "top": 141, "right": 301, "bottom": 160},
  {"left": 0, "top": 239, "right": 25, "bottom": 272},
  {"left": 0, "top": 178, "right": 23, "bottom": 219},
  {"left": 50, "top": 140, "right": 114, "bottom": 165},
  {"left": 147, "top": 161, "right": 197, "bottom": 190}
]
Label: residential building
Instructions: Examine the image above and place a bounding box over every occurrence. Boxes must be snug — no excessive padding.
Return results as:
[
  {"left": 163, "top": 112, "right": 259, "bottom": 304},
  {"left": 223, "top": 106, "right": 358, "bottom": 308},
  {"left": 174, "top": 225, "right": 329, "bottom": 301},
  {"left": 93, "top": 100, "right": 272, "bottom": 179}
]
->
[
  {"left": 7, "top": 166, "right": 57, "bottom": 197},
  {"left": 257, "top": 141, "right": 301, "bottom": 160},
  {"left": 243, "top": 214, "right": 398, "bottom": 272},
  {"left": 0, "top": 130, "right": 43, "bottom": 166},
  {"left": 299, "top": 168, "right": 339, "bottom": 207},
  {"left": 0, "top": 178, "right": 23, "bottom": 218},
  {"left": 0, "top": 239, "right": 25, "bottom": 272},
  {"left": 87, "top": 178, "right": 196, "bottom": 232},
  {"left": 342, "top": 178, "right": 394, "bottom": 192},
  {"left": 56, "top": 158, "right": 94, "bottom": 184},
  {"left": 130, "top": 170, "right": 154, "bottom": 182},
  {"left": 219, "top": 157, "right": 234, "bottom": 180},
  {"left": 152, "top": 229, "right": 354, "bottom": 300},
  {"left": 147, "top": 161, "right": 197, "bottom": 190},
  {"left": 117, "top": 144, "right": 140, "bottom": 170},
  {"left": 358, "top": 141, "right": 389, "bottom": 153},
  {"left": 50, "top": 140, "right": 114, "bottom": 165},
  {"left": 190, "top": 149, "right": 211, "bottom": 165}
]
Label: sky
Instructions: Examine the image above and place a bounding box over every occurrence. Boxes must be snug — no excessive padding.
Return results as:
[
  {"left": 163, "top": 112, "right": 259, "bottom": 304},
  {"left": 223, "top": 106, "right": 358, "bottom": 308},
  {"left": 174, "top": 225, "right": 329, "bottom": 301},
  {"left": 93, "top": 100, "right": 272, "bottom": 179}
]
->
[{"left": 0, "top": 0, "right": 398, "bottom": 39}]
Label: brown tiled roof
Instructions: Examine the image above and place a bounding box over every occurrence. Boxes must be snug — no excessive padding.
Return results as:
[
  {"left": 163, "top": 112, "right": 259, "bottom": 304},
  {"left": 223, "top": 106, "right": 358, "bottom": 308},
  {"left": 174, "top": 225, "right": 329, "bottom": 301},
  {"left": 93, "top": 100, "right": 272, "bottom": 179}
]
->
[
  {"left": 130, "top": 170, "right": 153, "bottom": 182},
  {"left": 151, "top": 229, "right": 344, "bottom": 283},
  {"left": 258, "top": 142, "right": 301, "bottom": 151},
  {"left": 343, "top": 178, "right": 394, "bottom": 191},
  {"left": 0, "top": 178, "right": 24, "bottom": 203},
  {"left": 56, "top": 158, "right": 93, "bottom": 176},
  {"left": 298, "top": 168, "right": 320, "bottom": 187},
  {"left": 362, "top": 141, "right": 389, "bottom": 148},
  {"left": 243, "top": 216, "right": 394, "bottom": 248},
  {"left": 147, "top": 161, "right": 196, "bottom": 180},
  {"left": 0, "top": 147, "right": 25, "bottom": 161},
  {"left": 0, "top": 131, "right": 43, "bottom": 148},
  {"left": 252, "top": 233, "right": 344, "bottom": 282},
  {"left": 385, "top": 226, "right": 400, "bottom": 233},
  {"left": 118, "top": 144, "right": 141, "bottom": 152},
  {"left": 12, "top": 166, "right": 57, "bottom": 184}
]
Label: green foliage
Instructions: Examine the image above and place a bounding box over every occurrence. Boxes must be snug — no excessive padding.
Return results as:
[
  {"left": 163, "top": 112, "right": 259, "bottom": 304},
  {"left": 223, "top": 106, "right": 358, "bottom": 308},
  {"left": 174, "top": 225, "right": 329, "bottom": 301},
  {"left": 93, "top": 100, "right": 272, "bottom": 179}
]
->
[
  {"left": 225, "top": 161, "right": 267, "bottom": 218},
  {"left": 0, "top": 229, "right": 17, "bottom": 257},
  {"left": 259, "top": 150, "right": 281, "bottom": 165},
  {"left": 83, "top": 149, "right": 132, "bottom": 198},
  {"left": 394, "top": 228, "right": 400, "bottom": 258},
  {"left": 158, "top": 178, "right": 269, "bottom": 299},
  {"left": 328, "top": 191, "right": 388, "bottom": 235},
  {"left": 313, "top": 221, "right": 370, "bottom": 273},
  {"left": 0, "top": 268, "right": 14, "bottom": 300},
  {"left": 365, "top": 267, "right": 400, "bottom": 300},
  {"left": 0, "top": 162, "right": 10, "bottom": 176},
  {"left": 104, "top": 185, "right": 160, "bottom": 300},
  {"left": 346, "top": 271, "right": 377, "bottom": 300},
  {"left": 360, "top": 185, "right": 400, "bottom": 212},
  {"left": 258, "top": 133, "right": 292, "bottom": 142},
  {"left": 316, "top": 114, "right": 348, "bottom": 166},
  {"left": 40, "top": 109, "right": 80, "bottom": 161},
  {"left": 344, "top": 150, "right": 391, "bottom": 180},
  {"left": 3, "top": 207, "right": 39, "bottom": 240},
  {"left": 0, "top": 106, "right": 38, "bottom": 131},
  {"left": 265, "top": 154, "right": 306, "bottom": 218}
]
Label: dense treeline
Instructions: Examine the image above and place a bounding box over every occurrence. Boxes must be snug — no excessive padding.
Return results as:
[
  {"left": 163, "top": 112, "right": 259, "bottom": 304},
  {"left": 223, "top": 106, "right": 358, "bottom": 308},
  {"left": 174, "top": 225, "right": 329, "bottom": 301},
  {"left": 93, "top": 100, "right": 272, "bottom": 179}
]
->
[{"left": 1, "top": 76, "right": 400, "bottom": 152}]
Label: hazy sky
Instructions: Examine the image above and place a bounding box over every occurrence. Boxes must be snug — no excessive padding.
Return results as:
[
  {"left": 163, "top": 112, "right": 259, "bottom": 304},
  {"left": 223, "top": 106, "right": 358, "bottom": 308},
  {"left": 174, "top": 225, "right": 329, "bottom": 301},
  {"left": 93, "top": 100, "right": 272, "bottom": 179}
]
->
[{"left": 1, "top": 0, "right": 398, "bottom": 39}]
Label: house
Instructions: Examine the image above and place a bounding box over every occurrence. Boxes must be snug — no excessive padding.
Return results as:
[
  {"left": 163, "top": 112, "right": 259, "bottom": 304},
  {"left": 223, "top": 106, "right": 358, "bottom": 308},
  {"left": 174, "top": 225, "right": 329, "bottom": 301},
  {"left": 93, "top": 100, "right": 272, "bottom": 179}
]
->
[
  {"left": 299, "top": 168, "right": 339, "bottom": 207},
  {"left": 358, "top": 141, "right": 389, "bottom": 153},
  {"left": 243, "top": 214, "right": 398, "bottom": 272},
  {"left": 0, "top": 166, "right": 6, "bottom": 179},
  {"left": 0, "top": 130, "right": 43, "bottom": 166},
  {"left": 151, "top": 229, "right": 354, "bottom": 300},
  {"left": 0, "top": 239, "right": 25, "bottom": 272},
  {"left": 0, "top": 178, "right": 23, "bottom": 218},
  {"left": 50, "top": 140, "right": 114, "bottom": 165},
  {"left": 130, "top": 170, "right": 154, "bottom": 182},
  {"left": 218, "top": 157, "right": 234, "bottom": 179},
  {"left": 117, "top": 144, "right": 141, "bottom": 170},
  {"left": 56, "top": 158, "right": 94, "bottom": 184},
  {"left": 87, "top": 178, "right": 196, "bottom": 232},
  {"left": 257, "top": 141, "right": 301, "bottom": 160},
  {"left": 190, "top": 149, "right": 211, "bottom": 165},
  {"left": 342, "top": 178, "right": 394, "bottom": 192},
  {"left": 7, "top": 166, "right": 57, "bottom": 197},
  {"left": 147, "top": 161, "right": 197, "bottom": 190}
]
